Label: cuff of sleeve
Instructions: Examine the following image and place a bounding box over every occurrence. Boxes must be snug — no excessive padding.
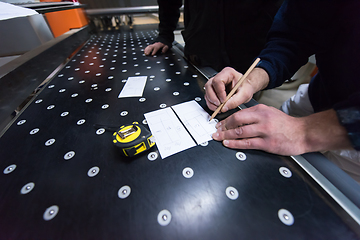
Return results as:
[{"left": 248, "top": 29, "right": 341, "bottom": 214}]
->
[
  {"left": 334, "top": 106, "right": 360, "bottom": 151},
  {"left": 154, "top": 35, "right": 173, "bottom": 49},
  {"left": 256, "top": 60, "right": 278, "bottom": 90}
]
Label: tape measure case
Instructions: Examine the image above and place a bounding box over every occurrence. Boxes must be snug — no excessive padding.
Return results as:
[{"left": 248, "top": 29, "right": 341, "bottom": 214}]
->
[{"left": 113, "top": 122, "right": 155, "bottom": 157}]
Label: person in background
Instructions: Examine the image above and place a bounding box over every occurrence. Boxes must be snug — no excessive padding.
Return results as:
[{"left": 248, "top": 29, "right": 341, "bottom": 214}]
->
[
  {"left": 145, "top": 0, "right": 283, "bottom": 74},
  {"left": 204, "top": 0, "right": 360, "bottom": 183}
]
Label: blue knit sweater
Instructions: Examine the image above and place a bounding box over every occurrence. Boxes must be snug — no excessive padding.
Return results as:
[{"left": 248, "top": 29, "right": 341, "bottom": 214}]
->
[{"left": 257, "top": 0, "right": 360, "bottom": 150}]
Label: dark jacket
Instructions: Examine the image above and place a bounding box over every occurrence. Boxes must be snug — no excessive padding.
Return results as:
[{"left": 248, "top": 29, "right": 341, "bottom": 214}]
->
[
  {"left": 156, "top": 0, "right": 283, "bottom": 73},
  {"left": 257, "top": 0, "right": 360, "bottom": 150}
]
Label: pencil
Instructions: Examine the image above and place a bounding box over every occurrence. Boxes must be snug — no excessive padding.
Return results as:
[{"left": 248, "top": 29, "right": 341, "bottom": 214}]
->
[{"left": 209, "top": 58, "right": 261, "bottom": 121}]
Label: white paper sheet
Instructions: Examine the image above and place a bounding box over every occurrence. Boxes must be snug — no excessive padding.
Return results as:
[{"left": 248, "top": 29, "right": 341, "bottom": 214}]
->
[
  {"left": 172, "top": 100, "right": 217, "bottom": 144},
  {"left": 118, "top": 76, "right": 147, "bottom": 98},
  {"left": 144, "top": 107, "right": 196, "bottom": 159}
]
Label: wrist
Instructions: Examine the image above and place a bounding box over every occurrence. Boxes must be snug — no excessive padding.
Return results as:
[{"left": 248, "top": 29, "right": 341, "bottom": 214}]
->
[
  {"left": 247, "top": 68, "right": 270, "bottom": 93},
  {"left": 301, "top": 109, "right": 353, "bottom": 153}
]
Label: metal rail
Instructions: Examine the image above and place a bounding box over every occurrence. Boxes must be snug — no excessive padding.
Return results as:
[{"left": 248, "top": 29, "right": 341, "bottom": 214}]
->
[
  {"left": 86, "top": 5, "right": 184, "bottom": 16},
  {"left": 0, "top": 26, "right": 90, "bottom": 133}
]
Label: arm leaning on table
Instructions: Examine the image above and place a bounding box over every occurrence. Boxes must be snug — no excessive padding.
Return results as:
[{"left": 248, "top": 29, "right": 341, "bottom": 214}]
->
[{"left": 144, "top": 0, "right": 182, "bottom": 55}]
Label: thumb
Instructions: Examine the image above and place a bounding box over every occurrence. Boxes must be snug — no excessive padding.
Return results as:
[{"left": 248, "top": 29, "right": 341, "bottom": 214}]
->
[{"left": 222, "top": 81, "right": 254, "bottom": 112}]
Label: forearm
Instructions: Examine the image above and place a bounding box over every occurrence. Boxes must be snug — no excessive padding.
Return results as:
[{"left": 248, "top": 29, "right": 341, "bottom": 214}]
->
[
  {"left": 301, "top": 109, "right": 353, "bottom": 153},
  {"left": 156, "top": 0, "right": 182, "bottom": 47}
]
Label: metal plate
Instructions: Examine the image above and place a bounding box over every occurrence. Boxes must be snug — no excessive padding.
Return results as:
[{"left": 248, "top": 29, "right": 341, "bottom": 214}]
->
[{"left": 0, "top": 26, "right": 359, "bottom": 239}]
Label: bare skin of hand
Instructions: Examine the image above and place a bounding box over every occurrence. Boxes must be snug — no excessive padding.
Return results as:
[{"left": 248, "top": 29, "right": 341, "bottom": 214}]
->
[
  {"left": 212, "top": 104, "right": 352, "bottom": 156},
  {"left": 204, "top": 67, "right": 269, "bottom": 112},
  {"left": 144, "top": 42, "right": 169, "bottom": 56}
]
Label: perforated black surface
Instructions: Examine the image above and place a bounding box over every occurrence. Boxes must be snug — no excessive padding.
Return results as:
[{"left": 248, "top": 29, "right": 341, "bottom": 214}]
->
[{"left": 0, "top": 26, "right": 359, "bottom": 239}]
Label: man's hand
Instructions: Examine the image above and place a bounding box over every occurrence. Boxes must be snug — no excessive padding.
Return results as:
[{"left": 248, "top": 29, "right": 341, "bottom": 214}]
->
[
  {"left": 212, "top": 104, "right": 352, "bottom": 156},
  {"left": 144, "top": 42, "right": 169, "bottom": 56},
  {"left": 204, "top": 67, "right": 269, "bottom": 113}
]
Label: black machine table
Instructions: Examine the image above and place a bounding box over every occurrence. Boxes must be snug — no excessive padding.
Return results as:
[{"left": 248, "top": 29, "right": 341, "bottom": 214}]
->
[{"left": 0, "top": 25, "right": 359, "bottom": 239}]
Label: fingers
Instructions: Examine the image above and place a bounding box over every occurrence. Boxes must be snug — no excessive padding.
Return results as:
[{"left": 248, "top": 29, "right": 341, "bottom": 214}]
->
[
  {"left": 162, "top": 45, "right": 169, "bottom": 53},
  {"left": 204, "top": 94, "right": 218, "bottom": 111},
  {"left": 222, "top": 80, "right": 254, "bottom": 111},
  {"left": 212, "top": 120, "right": 269, "bottom": 152},
  {"left": 204, "top": 77, "right": 224, "bottom": 111},
  {"left": 211, "top": 105, "right": 269, "bottom": 151},
  {"left": 212, "top": 125, "right": 267, "bottom": 151},
  {"left": 222, "top": 138, "right": 266, "bottom": 151},
  {"left": 151, "top": 43, "right": 164, "bottom": 55},
  {"left": 144, "top": 42, "right": 167, "bottom": 56},
  {"left": 223, "top": 68, "right": 270, "bottom": 110},
  {"left": 211, "top": 104, "right": 306, "bottom": 156},
  {"left": 204, "top": 67, "right": 270, "bottom": 114},
  {"left": 215, "top": 106, "right": 261, "bottom": 131},
  {"left": 144, "top": 45, "right": 153, "bottom": 55},
  {"left": 204, "top": 67, "right": 242, "bottom": 111},
  {"left": 213, "top": 123, "right": 261, "bottom": 141}
]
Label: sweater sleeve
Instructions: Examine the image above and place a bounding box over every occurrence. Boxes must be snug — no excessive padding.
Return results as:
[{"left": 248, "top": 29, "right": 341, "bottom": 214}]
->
[
  {"left": 256, "top": 0, "right": 319, "bottom": 89},
  {"left": 256, "top": 0, "right": 360, "bottom": 150},
  {"left": 155, "top": 0, "right": 182, "bottom": 48},
  {"left": 334, "top": 93, "right": 360, "bottom": 150}
]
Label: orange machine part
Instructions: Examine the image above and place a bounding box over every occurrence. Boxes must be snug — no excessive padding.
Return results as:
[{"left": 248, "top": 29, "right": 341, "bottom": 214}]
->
[{"left": 44, "top": 8, "right": 88, "bottom": 38}]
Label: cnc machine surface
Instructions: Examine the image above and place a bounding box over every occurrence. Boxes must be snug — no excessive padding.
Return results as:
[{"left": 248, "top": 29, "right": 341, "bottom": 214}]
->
[{"left": 0, "top": 26, "right": 359, "bottom": 239}]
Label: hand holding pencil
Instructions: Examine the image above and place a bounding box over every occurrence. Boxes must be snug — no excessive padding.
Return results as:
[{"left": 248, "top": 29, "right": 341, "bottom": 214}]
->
[
  {"left": 204, "top": 58, "right": 269, "bottom": 120},
  {"left": 204, "top": 60, "right": 309, "bottom": 156},
  {"left": 209, "top": 58, "right": 260, "bottom": 120}
]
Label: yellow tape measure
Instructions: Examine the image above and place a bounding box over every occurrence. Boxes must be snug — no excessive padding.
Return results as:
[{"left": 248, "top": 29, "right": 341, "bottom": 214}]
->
[{"left": 113, "top": 122, "right": 155, "bottom": 157}]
